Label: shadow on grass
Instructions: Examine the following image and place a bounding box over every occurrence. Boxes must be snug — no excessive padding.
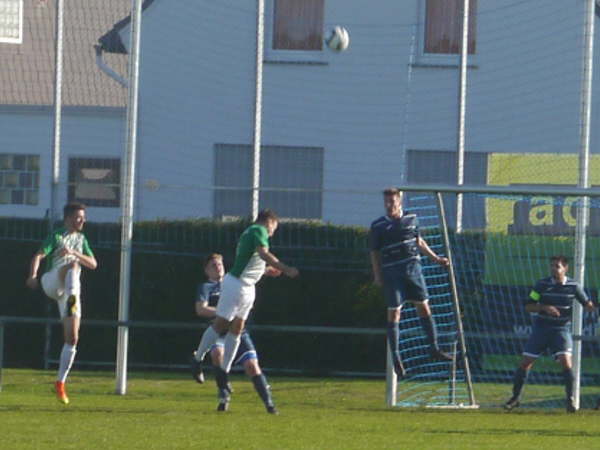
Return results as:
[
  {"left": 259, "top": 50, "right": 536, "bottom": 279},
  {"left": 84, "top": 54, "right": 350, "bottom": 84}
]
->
[{"left": 426, "top": 428, "right": 600, "bottom": 438}]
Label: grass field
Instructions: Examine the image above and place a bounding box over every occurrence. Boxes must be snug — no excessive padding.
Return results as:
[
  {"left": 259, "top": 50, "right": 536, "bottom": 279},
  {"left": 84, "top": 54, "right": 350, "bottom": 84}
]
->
[{"left": 2, "top": 369, "right": 600, "bottom": 449}]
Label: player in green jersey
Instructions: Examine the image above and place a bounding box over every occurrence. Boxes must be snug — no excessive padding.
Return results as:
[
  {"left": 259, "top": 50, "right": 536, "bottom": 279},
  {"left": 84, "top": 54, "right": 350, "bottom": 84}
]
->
[
  {"left": 26, "top": 203, "right": 97, "bottom": 404},
  {"left": 192, "top": 209, "right": 298, "bottom": 409}
]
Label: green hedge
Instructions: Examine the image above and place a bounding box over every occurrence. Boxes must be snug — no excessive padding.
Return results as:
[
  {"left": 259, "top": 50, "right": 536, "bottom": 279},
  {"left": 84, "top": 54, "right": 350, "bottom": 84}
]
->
[{"left": 0, "top": 218, "right": 386, "bottom": 372}]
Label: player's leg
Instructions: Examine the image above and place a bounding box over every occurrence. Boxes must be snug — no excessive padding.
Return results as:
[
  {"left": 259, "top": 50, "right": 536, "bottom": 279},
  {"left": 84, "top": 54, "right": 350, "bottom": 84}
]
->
[
  {"left": 552, "top": 326, "right": 575, "bottom": 412},
  {"left": 191, "top": 317, "right": 229, "bottom": 383},
  {"left": 382, "top": 276, "right": 406, "bottom": 378},
  {"left": 62, "top": 263, "right": 81, "bottom": 316},
  {"left": 55, "top": 309, "right": 80, "bottom": 405},
  {"left": 505, "top": 325, "right": 544, "bottom": 410},
  {"left": 194, "top": 274, "right": 242, "bottom": 367},
  {"left": 404, "top": 261, "right": 452, "bottom": 362},
  {"left": 238, "top": 332, "right": 277, "bottom": 414},
  {"left": 220, "top": 284, "right": 255, "bottom": 373},
  {"left": 208, "top": 343, "right": 233, "bottom": 412}
]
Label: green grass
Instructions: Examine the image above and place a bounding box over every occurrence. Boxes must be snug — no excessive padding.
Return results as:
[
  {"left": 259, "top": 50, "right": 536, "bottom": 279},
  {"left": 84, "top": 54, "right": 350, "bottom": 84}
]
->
[{"left": 2, "top": 369, "right": 600, "bottom": 449}]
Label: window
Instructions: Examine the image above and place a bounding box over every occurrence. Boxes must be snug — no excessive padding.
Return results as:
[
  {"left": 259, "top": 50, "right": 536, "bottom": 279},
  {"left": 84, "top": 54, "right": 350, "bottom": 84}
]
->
[
  {"left": 214, "top": 144, "right": 323, "bottom": 219},
  {"left": 406, "top": 150, "right": 487, "bottom": 229},
  {"left": 0, "top": 154, "right": 39, "bottom": 205},
  {"left": 424, "top": 0, "right": 477, "bottom": 55},
  {"left": 68, "top": 158, "right": 120, "bottom": 207},
  {"left": 273, "top": 0, "right": 324, "bottom": 51},
  {"left": 265, "top": 0, "right": 327, "bottom": 63},
  {"left": 0, "top": 0, "right": 23, "bottom": 44}
]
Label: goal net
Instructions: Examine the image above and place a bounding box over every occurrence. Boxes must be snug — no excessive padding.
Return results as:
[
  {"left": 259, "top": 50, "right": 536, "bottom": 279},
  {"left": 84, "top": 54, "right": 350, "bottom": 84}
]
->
[{"left": 389, "top": 189, "right": 600, "bottom": 409}]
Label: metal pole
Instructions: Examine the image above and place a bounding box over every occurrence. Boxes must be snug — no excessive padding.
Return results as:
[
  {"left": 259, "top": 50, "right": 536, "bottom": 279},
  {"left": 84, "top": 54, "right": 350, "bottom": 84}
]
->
[
  {"left": 116, "top": 0, "right": 143, "bottom": 395},
  {"left": 51, "top": 0, "right": 64, "bottom": 224},
  {"left": 385, "top": 343, "right": 397, "bottom": 407},
  {"left": 436, "top": 192, "right": 476, "bottom": 406},
  {"left": 456, "top": 0, "right": 470, "bottom": 233},
  {"left": 0, "top": 322, "right": 4, "bottom": 392},
  {"left": 251, "top": 0, "right": 265, "bottom": 220},
  {"left": 45, "top": 0, "right": 65, "bottom": 373},
  {"left": 572, "top": 0, "right": 595, "bottom": 410}
]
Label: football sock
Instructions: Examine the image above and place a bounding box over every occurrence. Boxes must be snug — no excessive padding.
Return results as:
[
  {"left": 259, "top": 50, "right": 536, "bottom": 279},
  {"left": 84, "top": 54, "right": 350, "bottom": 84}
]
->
[
  {"left": 512, "top": 367, "right": 529, "bottom": 399},
  {"left": 57, "top": 344, "right": 77, "bottom": 383},
  {"left": 65, "top": 265, "right": 81, "bottom": 297},
  {"left": 386, "top": 322, "right": 400, "bottom": 355},
  {"left": 419, "top": 315, "right": 439, "bottom": 350},
  {"left": 195, "top": 326, "right": 219, "bottom": 362},
  {"left": 252, "top": 374, "right": 274, "bottom": 407},
  {"left": 563, "top": 368, "right": 575, "bottom": 399},
  {"left": 221, "top": 332, "right": 241, "bottom": 373}
]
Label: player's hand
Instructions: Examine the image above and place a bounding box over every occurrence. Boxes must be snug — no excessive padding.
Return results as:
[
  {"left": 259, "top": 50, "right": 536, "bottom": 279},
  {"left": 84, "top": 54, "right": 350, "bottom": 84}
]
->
[
  {"left": 265, "top": 266, "right": 282, "bottom": 277},
  {"left": 585, "top": 301, "right": 595, "bottom": 313},
  {"left": 26, "top": 276, "right": 39, "bottom": 290},
  {"left": 284, "top": 267, "right": 299, "bottom": 278},
  {"left": 435, "top": 256, "right": 449, "bottom": 267},
  {"left": 542, "top": 305, "right": 560, "bottom": 317}
]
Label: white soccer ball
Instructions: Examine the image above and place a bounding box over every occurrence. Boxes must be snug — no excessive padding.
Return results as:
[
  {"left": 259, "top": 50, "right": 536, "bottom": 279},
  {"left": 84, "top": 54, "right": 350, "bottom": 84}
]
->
[{"left": 325, "top": 26, "right": 350, "bottom": 52}]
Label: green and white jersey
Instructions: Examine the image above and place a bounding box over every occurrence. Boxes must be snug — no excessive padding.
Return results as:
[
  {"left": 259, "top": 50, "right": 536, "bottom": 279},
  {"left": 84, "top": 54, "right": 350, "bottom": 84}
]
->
[
  {"left": 229, "top": 224, "right": 269, "bottom": 285},
  {"left": 40, "top": 227, "right": 94, "bottom": 272}
]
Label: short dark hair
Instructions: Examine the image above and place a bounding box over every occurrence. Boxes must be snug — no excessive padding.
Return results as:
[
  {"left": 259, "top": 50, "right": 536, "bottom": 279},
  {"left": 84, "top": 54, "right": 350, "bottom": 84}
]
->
[
  {"left": 550, "top": 255, "right": 569, "bottom": 266},
  {"left": 204, "top": 253, "right": 223, "bottom": 269},
  {"left": 383, "top": 187, "right": 401, "bottom": 198},
  {"left": 255, "top": 209, "right": 278, "bottom": 224},
  {"left": 63, "top": 202, "right": 86, "bottom": 219}
]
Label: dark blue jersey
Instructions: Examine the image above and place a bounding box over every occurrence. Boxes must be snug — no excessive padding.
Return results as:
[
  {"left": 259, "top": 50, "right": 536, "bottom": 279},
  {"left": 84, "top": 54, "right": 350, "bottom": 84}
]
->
[
  {"left": 370, "top": 214, "right": 420, "bottom": 268},
  {"left": 527, "top": 276, "right": 589, "bottom": 326},
  {"left": 196, "top": 280, "right": 221, "bottom": 307}
]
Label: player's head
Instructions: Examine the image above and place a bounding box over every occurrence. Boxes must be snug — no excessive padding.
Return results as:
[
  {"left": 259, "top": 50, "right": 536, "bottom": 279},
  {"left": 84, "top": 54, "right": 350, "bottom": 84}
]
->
[
  {"left": 382, "top": 187, "right": 402, "bottom": 217},
  {"left": 256, "top": 208, "right": 279, "bottom": 237},
  {"left": 63, "top": 202, "right": 87, "bottom": 232},
  {"left": 204, "top": 253, "right": 224, "bottom": 281},
  {"left": 550, "top": 255, "right": 568, "bottom": 279}
]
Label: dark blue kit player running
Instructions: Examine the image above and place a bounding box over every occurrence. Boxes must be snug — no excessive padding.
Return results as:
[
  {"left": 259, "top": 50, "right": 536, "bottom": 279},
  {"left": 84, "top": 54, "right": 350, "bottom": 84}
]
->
[
  {"left": 504, "top": 255, "right": 595, "bottom": 413},
  {"left": 370, "top": 188, "right": 452, "bottom": 378}
]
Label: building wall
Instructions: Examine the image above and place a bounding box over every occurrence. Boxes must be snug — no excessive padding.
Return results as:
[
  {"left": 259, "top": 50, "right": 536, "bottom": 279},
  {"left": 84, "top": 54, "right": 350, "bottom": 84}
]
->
[{"left": 0, "top": 108, "right": 124, "bottom": 222}]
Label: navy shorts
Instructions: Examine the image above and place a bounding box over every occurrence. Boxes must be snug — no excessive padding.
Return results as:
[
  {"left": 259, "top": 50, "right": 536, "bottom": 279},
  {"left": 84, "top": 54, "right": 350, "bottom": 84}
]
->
[
  {"left": 523, "top": 318, "right": 572, "bottom": 358},
  {"left": 382, "top": 260, "right": 429, "bottom": 308}
]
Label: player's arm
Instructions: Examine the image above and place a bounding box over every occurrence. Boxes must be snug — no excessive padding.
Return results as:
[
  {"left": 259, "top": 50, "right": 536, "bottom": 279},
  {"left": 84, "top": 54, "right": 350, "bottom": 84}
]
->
[
  {"left": 370, "top": 250, "right": 383, "bottom": 287},
  {"left": 525, "top": 287, "right": 560, "bottom": 316},
  {"left": 60, "top": 248, "right": 97, "bottom": 270},
  {"left": 26, "top": 251, "right": 46, "bottom": 289},
  {"left": 575, "top": 285, "right": 595, "bottom": 312},
  {"left": 62, "top": 238, "right": 97, "bottom": 270},
  {"left": 195, "top": 300, "right": 216, "bottom": 319},
  {"left": 417, "top": 236, "right": 449, "bottom": 266},
  {"left": 256, "top": 246, "right": 299, "bottom": 278}
]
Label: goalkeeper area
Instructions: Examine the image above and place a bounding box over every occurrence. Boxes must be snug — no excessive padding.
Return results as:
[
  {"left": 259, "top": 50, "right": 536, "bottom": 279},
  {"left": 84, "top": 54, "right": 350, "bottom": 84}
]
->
[
  {"left": 387, "top": 189, "right": 600, "bottom": 410},
  {"left": 3, "top": 368, "right": 600, "bottom": 450}
]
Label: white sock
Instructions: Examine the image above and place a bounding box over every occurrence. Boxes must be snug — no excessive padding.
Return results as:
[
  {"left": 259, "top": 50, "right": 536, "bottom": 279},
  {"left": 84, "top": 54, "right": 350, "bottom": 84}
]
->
[
  {"left": 57, "top": 344, "right": 77, "bottom": 383},
  {"left": 221, "top": 333, "right": 241, "bottom": 373},
  {"left": 195, "top": 326, "right": 219, "bottom": 361},
  {"left": 65, "top": 265, "right": 81, "bottom": 297}
]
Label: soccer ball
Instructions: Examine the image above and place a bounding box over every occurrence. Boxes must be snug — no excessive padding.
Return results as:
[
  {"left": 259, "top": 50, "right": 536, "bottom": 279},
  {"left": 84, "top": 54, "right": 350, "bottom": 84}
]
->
[{"left": 325, "top": 26, "right": 350, "bottom": 52}]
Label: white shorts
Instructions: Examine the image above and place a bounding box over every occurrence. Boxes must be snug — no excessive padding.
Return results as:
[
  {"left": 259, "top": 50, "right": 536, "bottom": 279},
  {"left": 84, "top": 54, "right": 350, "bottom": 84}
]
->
[
  {"left": 216, "top": 273, "right": 256, "bottom": 321},
  {"left": 40, "top": 267, "right": 82, "bottom": 319}
]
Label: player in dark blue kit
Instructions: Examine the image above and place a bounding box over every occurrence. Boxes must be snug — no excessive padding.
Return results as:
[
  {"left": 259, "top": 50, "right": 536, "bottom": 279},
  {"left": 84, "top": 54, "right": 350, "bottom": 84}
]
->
[
  {"left": 504, "top": 255, "right": 595, "bottom": 412},
  {"left": 370, "top": 188, "right": 452, "bottom": 379},
  {"left": 190, "top": 253, "right": 277, "bottom": 414}
]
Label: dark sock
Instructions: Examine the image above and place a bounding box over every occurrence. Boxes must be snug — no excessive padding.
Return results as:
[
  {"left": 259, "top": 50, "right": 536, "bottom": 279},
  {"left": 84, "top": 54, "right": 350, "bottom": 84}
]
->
[
  {"left": 252, "top": 374, "right": 274, "bottom": 407},
  {"left": 563, "top": 368, "right": 574, "bottom": 399},
  {"left": 387, "top": 322, "right": 400, "bottom": 356},
  {"left": 419, "top": 315, "right": 438, "bottom": 350},
  {"left": 512, "top": 367, "right": 529, "bottom": 399}
]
